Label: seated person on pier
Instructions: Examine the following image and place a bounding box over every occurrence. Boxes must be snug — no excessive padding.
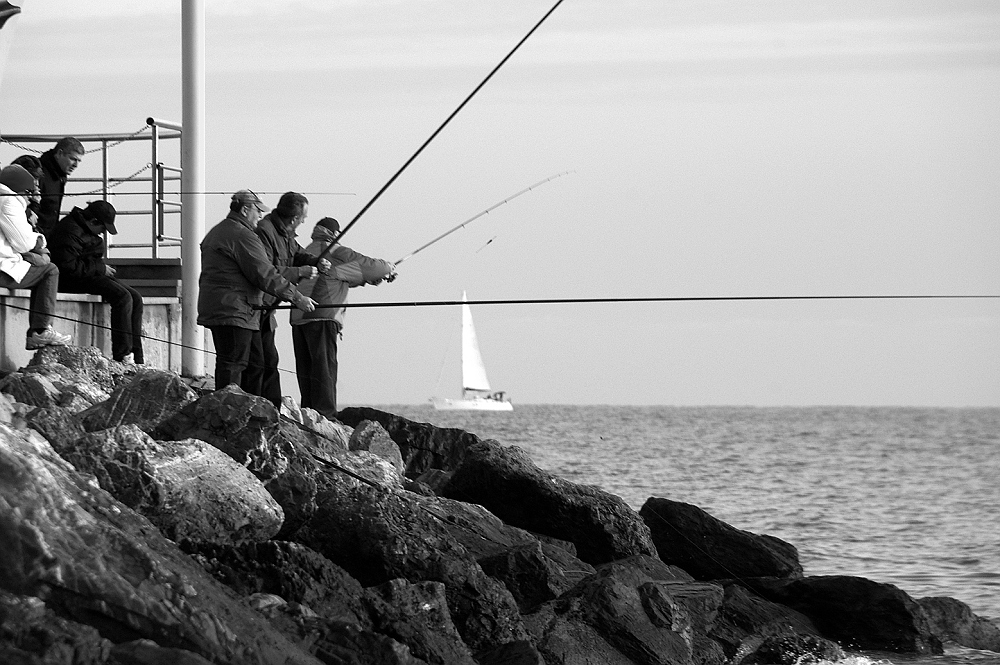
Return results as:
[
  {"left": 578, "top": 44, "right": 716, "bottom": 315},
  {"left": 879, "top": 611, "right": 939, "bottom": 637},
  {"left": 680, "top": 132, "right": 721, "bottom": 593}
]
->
[
  {"left": 9, "top": 155, "right": 43, "bottom": 229},
  {"left": 0, "top": 164, "right": 72, "bottom": 350},
  {"left": 48, "top": 200, "right": 144, "bottom": 364}
]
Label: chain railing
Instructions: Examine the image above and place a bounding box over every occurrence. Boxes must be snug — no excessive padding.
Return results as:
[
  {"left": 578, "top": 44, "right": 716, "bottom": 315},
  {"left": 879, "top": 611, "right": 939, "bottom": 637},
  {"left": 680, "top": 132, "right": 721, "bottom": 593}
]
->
[{"left": 0, "top": 118, "right": 183, "bottom": 258}]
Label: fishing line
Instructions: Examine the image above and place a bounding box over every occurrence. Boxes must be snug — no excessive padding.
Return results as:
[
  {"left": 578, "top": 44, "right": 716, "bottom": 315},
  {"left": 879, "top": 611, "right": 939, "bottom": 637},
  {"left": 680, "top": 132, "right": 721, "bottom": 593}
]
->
[
  {"left": 394, "top": 171, "right": 573, "bottom": 265},
  {"left": 317, "top": 0, "right": 568, "bottom": 256},
  {"left": 262, "top": 294, "right": 1000, "bottom": 310}
]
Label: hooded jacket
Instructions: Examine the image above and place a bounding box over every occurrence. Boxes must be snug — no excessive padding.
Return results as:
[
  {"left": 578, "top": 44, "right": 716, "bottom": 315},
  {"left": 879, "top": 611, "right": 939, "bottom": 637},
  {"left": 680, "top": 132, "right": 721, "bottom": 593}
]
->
[
  {"left": 197, "top": 211, "right": 304, "bottom": 330},
  {"left": 0, "top": 183, "right": 47, "bottom": 283},
  {"left": 47, "top": 207, "right": 110, "bottom": 279},
  {"left": 290, "top": 223, "right": 393, "bottom": 329}
]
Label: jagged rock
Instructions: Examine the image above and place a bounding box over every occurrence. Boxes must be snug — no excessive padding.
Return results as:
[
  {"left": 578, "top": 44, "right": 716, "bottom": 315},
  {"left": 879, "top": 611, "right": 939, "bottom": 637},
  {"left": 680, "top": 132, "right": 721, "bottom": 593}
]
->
[
  {"left": 0, "top": 590, "right": 112, "bottom": 664},
  {"left": 338, "top": 406, "right": 482, "bottom": 476},
  {"left": 748, "top": 576, "right": 943, "bottom": 654},
  {"left": 180, "top": 540, "right": 371, "bottom": 628},
  {"left": 919, "top": 596, "right": 1000, "bottom": 652},
  {"left": 350, "top": 419, "right": 405, "bottom": 474},
  {"left": 111, "top": 639, "right": 214, "bottom": 664},
  {"left": 26, "top": 344, "right": 135, "bottom": 395},
  {"left": 708, "top": 583, "right": 837, "bottom": 663},
  {"left": 294, "top": 475, "right": 528, "bottom": 654},
  {"left": 525, "top": 558, "right": 725, "bottom": 665},
  {"left": 0, "top": 422, "right": 321, "bottom": 664},
  {"left": 25, "top": 405, "right": 87, "bottom": 451},
  {"left": 414, "top": 468, "right": 452, "bottom": 494},
  {"left": 296, "top": 406, "right": 352, "bottom": 449},
  {"left": 364, "top": 579, "right": 477, "bottom": 664},
  {"left": 306, "top": 619, "right": 430, "bottom": 665},
  {"left": 479, "top": 541, "right": 596, "bottom": 613},
  {"left": 475, "top": 640, "right": 545, "bottom": 665},
  {"left": 78, "top": 369, "right": 198, "bottom": 433},
  {"left": 55, "top": 424, "right": 283, "bottom": 543},
  {"left": 0, "top": 392, "right": 16, "bottom": 426},
  {"left": 0, "top": 371, "right": 62, "bottom": 408},
  {"left": 440, "top": 439, "right": 658, "bottom": 565},
  {"left": 734, "top": 632, "right": 845, "bottom": 665},
  {"left": 639, "top": 498, "right": 803, "bottom": 581}
]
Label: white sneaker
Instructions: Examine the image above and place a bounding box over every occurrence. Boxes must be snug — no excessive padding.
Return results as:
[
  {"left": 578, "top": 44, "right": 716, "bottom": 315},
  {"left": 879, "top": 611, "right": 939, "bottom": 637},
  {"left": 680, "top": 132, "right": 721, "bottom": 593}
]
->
[
  {"left": 118, "top": 353, "right": 135, "bottom": 364},
  {"left": 26, "top": 328, "right": 72, "bottom": 350}
]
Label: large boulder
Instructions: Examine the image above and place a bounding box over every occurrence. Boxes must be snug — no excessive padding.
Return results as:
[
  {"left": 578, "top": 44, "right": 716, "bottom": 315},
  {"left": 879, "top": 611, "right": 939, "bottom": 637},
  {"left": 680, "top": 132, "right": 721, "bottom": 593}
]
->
[
  {"left": 54, "top": 424, "right": 284, "bottom": 543},
  {"left": 350, "top": 419, "right": 405, "bottom": 475},
  {"left": 919, "top": 596, "right": 1000, "bottom": 652},
  {"left": 524, "top": 559, "right": 726, "bottom": 665},
  {"left": 748, "top": 576, "right": 943, "bottom": 654},
  {"left": 0, "top": 422, "right": 322, "bottom": 665},
  {"left": 78, "top": 369, "right": 198, "bottom": 433},
  {"left": 338, "top": 407, "right": 482, "bottom": 476},
  {"left": 25, "top": 404, "right": 87, "bottom": 451},
  {"left": 152, "top": 385, "right": 359, "bottom": 538},
  {"left": 440, "top": 439, "right": 658, "bottom": 565},
  {"left": 639, "top": 497, "right": 803, "bottom": 580},
  {"left": 181, "top": 540, "right": 371, "bottom": 628},
  {"left": 26, "top": 344, "right": 136, "bottom": 395},
  {"left": 708, "top": 582, "right": 842, "bottom": 663},
  {"left": 293, "top": 471, "right": 528, "bottom": 655}
]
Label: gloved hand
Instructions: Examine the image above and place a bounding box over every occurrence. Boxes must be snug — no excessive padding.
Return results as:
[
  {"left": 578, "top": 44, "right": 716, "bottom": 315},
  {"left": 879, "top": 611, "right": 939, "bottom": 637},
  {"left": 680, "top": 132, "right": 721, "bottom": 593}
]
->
[
  {"left": 316, "top": 258, "right": 331, "bottom": 274},
  {"left": 298, "top": 265, "right": 318, "bottom": 280}
]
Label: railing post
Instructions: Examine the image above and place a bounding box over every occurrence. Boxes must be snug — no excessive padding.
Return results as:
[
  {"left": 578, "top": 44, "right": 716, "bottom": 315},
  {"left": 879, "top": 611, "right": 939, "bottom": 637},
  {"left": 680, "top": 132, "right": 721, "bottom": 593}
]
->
[
  {"left": 150, "top": 122, "right": 160, "bottom": 258},
  {"left": 181, "top": 0, "right": 206, "bottom": 377}
]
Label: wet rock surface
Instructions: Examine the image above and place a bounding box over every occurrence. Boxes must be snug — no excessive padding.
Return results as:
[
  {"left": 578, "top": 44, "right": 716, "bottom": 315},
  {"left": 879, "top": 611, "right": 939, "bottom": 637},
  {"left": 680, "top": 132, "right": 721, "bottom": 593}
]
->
[{"left": 1, "top": 348, "right": 996, "bottom": 664}]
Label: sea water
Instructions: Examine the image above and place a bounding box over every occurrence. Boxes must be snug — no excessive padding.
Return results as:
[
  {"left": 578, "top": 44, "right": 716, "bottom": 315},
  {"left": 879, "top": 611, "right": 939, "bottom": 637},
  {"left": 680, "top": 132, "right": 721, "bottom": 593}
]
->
[{"left": 373, "top": 405, "right": 1000, "bottom": 665}]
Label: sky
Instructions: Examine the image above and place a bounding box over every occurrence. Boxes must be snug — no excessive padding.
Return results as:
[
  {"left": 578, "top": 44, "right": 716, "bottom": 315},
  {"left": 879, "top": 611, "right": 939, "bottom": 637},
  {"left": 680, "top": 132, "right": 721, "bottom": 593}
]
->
[{"left": 1, "top": 0, "right": 998, "bottom": 406}]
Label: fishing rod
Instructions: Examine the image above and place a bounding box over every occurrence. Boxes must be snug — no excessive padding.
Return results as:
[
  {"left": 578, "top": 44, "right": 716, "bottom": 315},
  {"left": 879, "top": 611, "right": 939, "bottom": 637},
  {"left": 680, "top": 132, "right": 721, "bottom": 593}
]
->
[
  {"left": 260, "top": 294, "right": 1000, "bottom": 310},
  {"left": 393, "top": 171, "right": 572, "bottom": 266},
  {"left": 315, "top": 0, "right": 567, "bottom": 260}
]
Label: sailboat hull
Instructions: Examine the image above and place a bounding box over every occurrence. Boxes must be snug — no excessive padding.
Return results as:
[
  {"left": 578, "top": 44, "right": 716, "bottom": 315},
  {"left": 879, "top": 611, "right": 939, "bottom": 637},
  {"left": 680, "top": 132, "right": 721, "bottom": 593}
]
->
[{"left": 431, "top": 397, "right": 514, "bottom": 412}]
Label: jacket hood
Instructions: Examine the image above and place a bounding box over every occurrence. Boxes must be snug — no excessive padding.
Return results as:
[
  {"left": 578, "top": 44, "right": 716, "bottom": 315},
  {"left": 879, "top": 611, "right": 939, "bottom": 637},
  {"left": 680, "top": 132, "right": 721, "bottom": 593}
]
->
[{"left": 311, "top": 224, "right": 338, "bottom": 242}]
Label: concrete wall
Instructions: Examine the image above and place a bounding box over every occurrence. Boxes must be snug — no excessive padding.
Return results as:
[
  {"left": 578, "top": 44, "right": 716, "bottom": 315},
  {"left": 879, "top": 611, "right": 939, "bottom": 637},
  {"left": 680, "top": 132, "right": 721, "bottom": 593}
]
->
[{"left": 0, "top": 289, "right": 186, "bottom": 373}]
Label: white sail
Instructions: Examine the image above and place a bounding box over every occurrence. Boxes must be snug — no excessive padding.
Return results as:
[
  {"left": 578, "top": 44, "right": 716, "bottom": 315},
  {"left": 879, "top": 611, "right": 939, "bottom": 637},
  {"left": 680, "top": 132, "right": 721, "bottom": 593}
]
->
[
  {"left": 461, "top": 291, "right": 492, "bottom": 392},
  {"left": 431, "top": 291, "right": 513, "bottom": 411}
]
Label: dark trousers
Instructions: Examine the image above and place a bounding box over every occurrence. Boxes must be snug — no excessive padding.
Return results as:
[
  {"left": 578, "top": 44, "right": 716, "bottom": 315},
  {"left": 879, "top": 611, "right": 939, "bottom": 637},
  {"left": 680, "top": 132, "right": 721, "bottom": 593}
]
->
[
  {"left": 242, "top": 318, "right": 282, "bottom": 406},
  {"left": 208, "top": 325, "right": 254, "bottom": 392},
  {"left": 292, "top": 321, "right": 339, "bottom": 420},
  {"left": 59, "top": 275, "right": 144, "bottom": 362},
  {"left": 0, "top": 262, "right": 59, "bottom": 330}
]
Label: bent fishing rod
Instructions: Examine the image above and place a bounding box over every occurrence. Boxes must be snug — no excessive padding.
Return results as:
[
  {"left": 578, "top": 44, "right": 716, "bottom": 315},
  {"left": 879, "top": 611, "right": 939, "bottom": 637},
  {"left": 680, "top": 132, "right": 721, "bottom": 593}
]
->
[
  {"left": 318, "top": 0, "right": 567, "bottom": 259},
  {"left": 393, "top": 171, "right": 572, "bottom": 266},
  {"left": 260, "top": 294, "right": 1000, "bottom": 310}
]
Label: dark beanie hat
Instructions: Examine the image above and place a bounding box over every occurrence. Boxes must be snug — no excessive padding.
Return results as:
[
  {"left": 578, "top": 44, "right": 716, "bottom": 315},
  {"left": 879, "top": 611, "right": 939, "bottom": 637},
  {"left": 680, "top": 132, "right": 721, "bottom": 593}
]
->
[
  {"left": 0, "top": 164, "right": 36, "bottom": 194},
  {"left": 84, "top": 200, "right": 118, "bottom": 234},
  {"left": 316, "top": 217, "right": 340, "bottom": 234}
]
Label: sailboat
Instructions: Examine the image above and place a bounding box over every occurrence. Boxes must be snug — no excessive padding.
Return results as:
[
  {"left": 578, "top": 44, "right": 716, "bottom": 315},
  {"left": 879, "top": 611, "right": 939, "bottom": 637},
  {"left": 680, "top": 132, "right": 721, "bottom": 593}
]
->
[{"left": 431, "top": 291, "right": 513, "bottom": 411}]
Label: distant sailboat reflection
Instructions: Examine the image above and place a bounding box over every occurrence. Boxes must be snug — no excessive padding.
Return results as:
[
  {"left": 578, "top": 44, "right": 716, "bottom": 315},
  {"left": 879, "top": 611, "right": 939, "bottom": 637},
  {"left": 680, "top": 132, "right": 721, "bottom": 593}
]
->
[{"left": 431, "top": 291, "right": 513, "bottom": 411}]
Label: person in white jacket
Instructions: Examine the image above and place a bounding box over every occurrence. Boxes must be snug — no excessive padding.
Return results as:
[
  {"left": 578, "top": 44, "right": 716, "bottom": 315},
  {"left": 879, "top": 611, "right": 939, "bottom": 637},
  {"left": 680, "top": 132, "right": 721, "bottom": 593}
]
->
[{"left": 0, "top": 164, "right": 72, "bottom": 350}]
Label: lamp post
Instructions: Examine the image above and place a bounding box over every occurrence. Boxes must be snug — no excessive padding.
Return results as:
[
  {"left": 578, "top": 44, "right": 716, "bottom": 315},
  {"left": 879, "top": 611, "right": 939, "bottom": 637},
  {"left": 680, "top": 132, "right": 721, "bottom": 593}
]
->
[{"left": 181, "top": 0, "right": 205, "bottom": 377}]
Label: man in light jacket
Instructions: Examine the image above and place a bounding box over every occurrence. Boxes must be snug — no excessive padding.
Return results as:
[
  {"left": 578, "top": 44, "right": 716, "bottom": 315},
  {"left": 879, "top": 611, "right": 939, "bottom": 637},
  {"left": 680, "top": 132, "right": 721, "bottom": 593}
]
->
[
  {"left": 291, "top": 216, "right": 394, "bottom": 420},
  {"left": 0, "top": 164, "right": 72, "bottom": 349}
]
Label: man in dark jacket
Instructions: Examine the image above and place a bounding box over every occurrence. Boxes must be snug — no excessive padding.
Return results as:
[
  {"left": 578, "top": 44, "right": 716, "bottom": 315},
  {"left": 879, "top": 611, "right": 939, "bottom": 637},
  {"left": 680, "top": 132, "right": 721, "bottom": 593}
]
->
[
  {"left": 37, "top": 137, "right": 84, "bottom": 236},
  {"left": 244, "top": 191, "right": 329, "bottom": 406},
  {"left": 48, "top": 200, "right": 145, "bottom": 363},
  {"left": 197, "top": 190, "right": 316, "bottom": 394}
]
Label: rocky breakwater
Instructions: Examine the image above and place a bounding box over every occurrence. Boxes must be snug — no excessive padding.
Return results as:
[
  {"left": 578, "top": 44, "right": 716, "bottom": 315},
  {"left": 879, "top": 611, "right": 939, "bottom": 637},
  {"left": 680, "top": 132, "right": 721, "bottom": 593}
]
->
[{"left": 0, "top": 348, "right": 994, "bottom": 665}]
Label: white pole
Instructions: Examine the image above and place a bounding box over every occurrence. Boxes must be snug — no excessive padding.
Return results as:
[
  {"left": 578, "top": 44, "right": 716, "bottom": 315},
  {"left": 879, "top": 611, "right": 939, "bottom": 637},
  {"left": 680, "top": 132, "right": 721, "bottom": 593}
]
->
[{"left": 181, "top": 0, "right": 205, "bottom": 376}]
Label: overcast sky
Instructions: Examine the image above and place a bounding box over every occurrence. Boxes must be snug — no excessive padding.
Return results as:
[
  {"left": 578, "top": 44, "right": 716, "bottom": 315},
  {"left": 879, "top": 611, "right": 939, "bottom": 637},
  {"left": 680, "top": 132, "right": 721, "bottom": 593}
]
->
[{"left": 1, "top": 0, "right": 998, "bottom": 406}]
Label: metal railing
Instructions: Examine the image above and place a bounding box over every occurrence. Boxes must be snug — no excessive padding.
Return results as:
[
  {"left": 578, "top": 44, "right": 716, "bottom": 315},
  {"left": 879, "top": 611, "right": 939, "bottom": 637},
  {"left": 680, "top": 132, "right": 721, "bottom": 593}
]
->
[{"left": 0, "top": 117, "right": 183, "bottom": 257}]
